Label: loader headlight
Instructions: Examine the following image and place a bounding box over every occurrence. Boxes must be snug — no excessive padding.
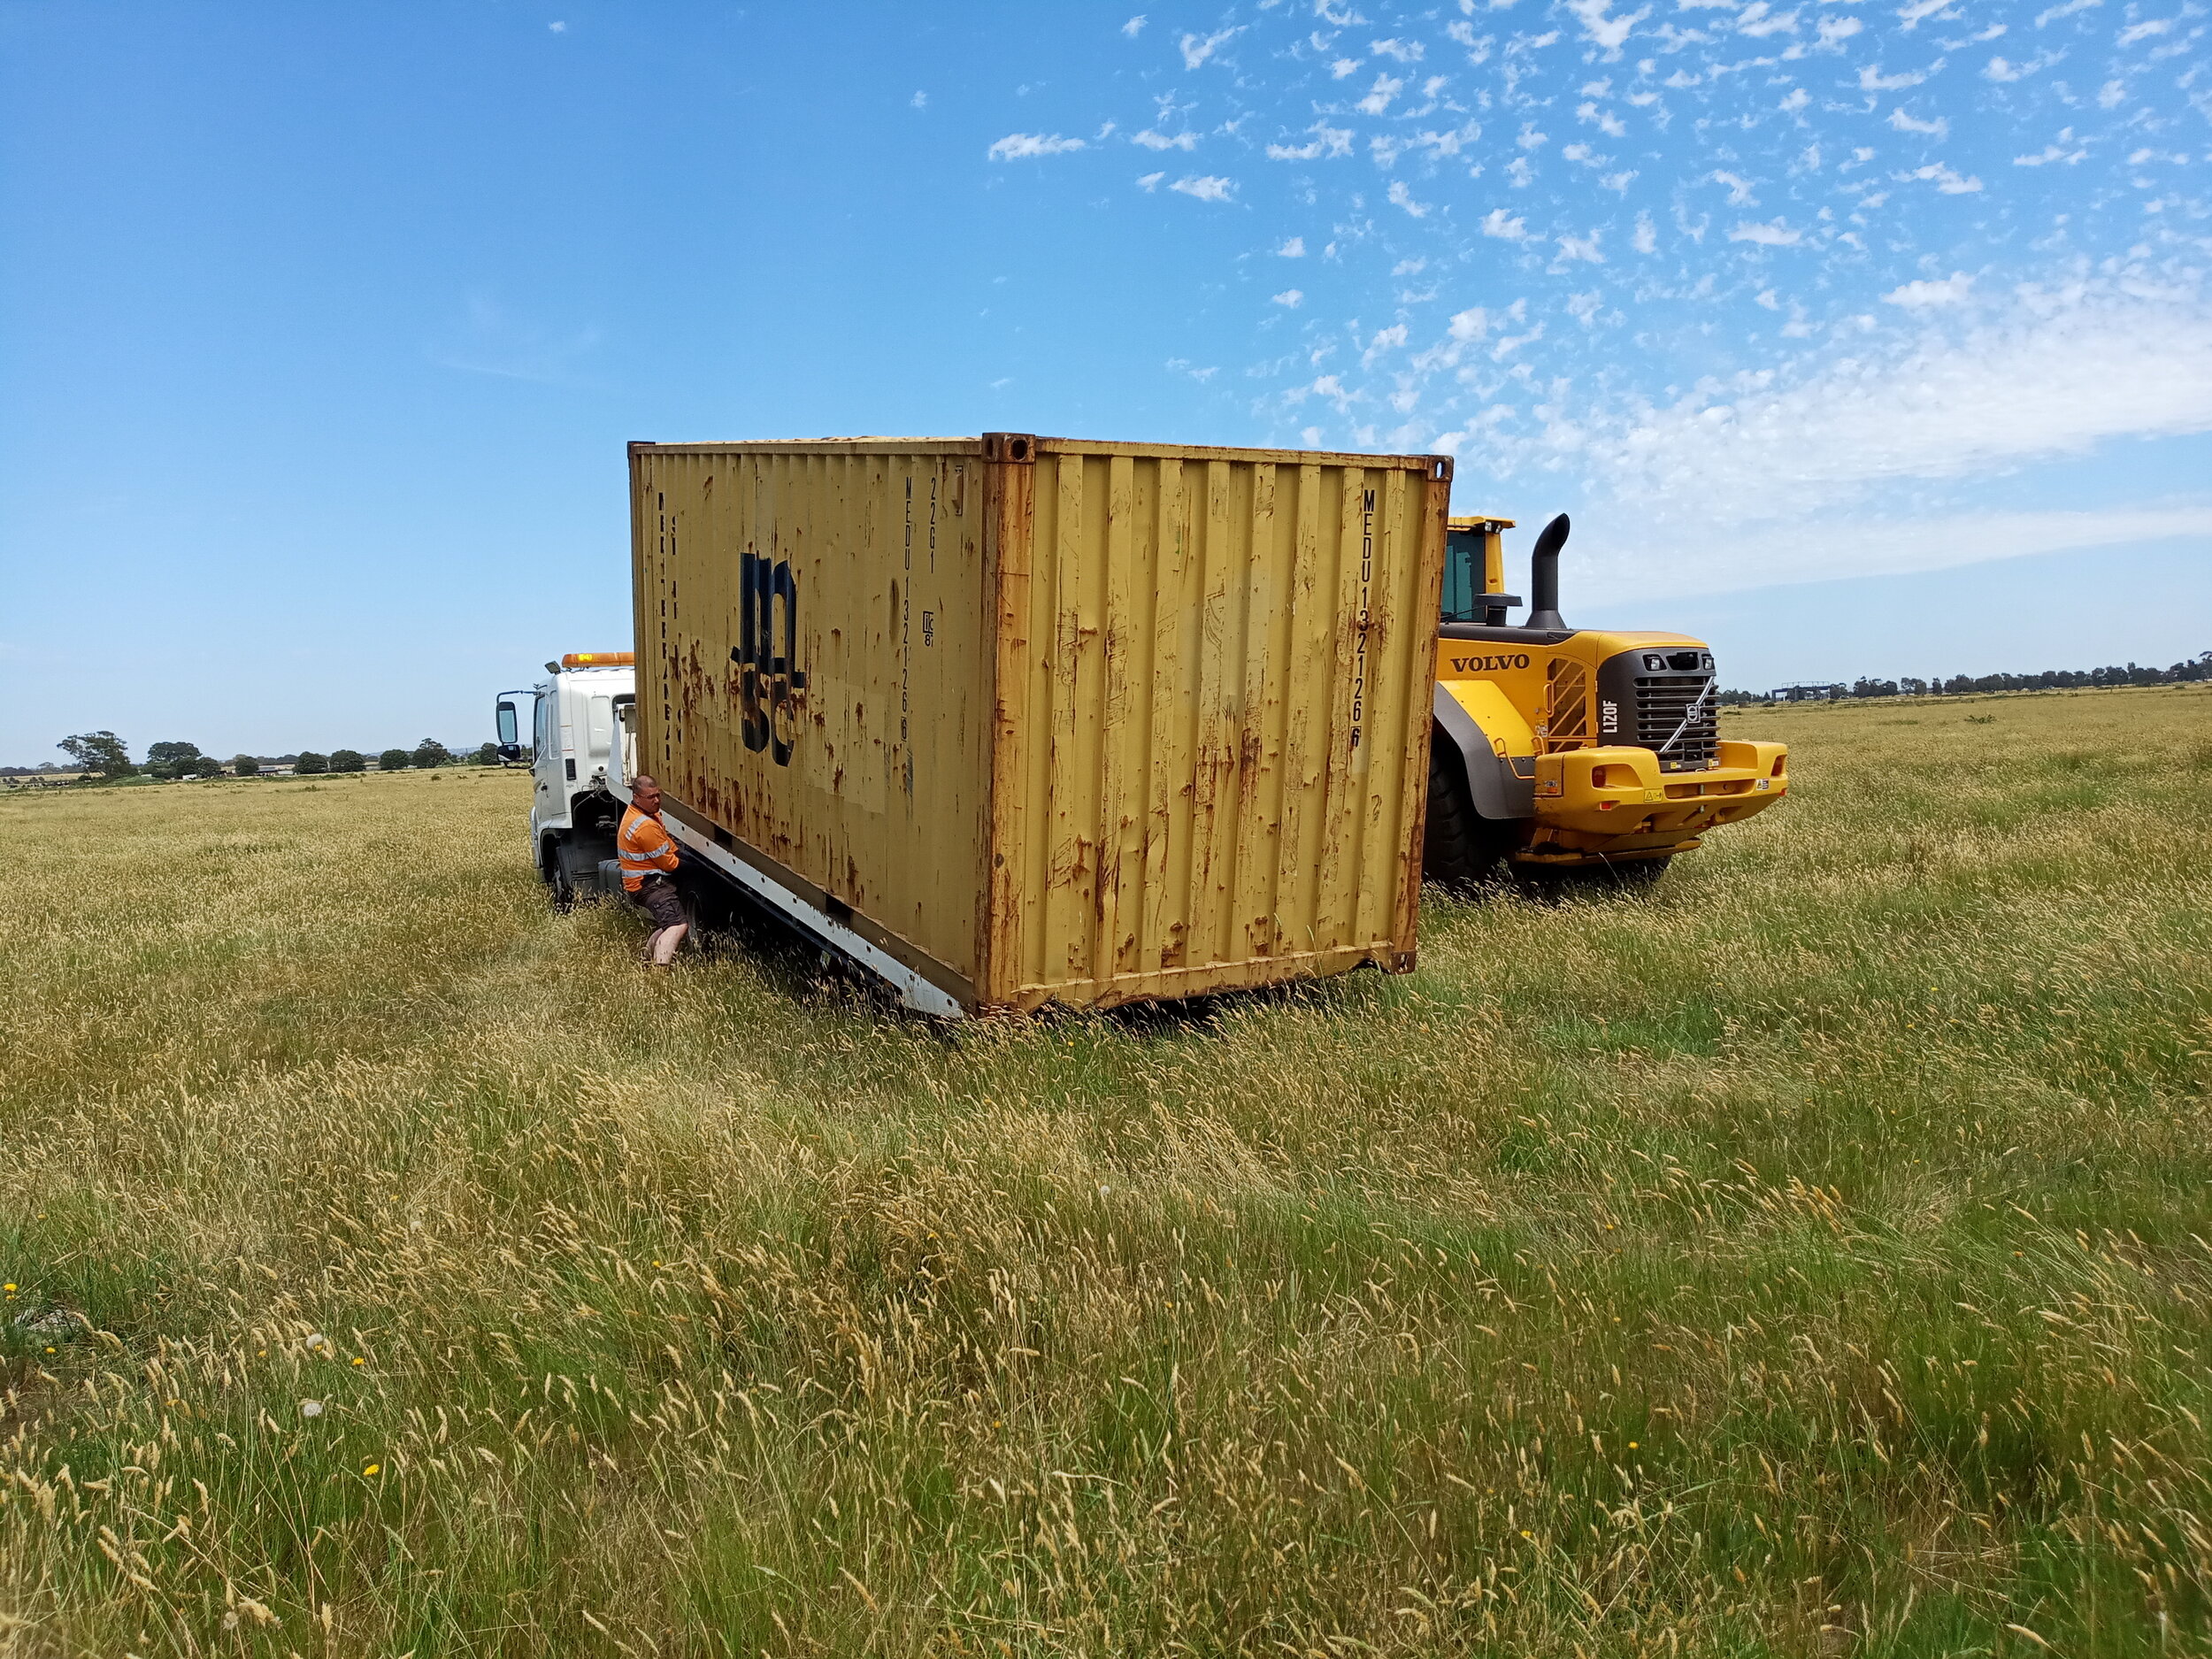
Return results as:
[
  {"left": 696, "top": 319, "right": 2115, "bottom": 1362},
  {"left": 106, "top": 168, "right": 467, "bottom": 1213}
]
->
[{"left": 1643, "top": 653, "right": 1666, "bottom": 671}]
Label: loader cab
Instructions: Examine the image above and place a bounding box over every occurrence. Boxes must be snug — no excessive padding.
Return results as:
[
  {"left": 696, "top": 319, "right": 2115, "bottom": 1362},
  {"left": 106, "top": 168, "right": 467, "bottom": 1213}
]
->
[{"left": 1440, "top": 518, "right": 1522, "bottom": 628}]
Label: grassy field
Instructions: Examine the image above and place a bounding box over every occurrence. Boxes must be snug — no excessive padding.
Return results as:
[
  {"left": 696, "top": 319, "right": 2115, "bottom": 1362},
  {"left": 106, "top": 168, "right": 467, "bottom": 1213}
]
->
[{"left": 3, "top": 685, "right": 2210, "bottom": 1657}]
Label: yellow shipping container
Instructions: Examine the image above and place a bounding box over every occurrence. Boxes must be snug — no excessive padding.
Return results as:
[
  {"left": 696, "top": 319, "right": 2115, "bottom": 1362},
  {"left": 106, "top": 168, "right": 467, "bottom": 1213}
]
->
[{"left": 627, "top": 434, "right": 1452, "bottom": 1014}]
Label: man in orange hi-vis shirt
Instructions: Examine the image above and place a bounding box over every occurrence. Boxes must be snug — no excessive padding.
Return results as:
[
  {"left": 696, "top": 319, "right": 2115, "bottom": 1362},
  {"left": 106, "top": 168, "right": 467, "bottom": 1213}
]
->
[{"left": 618, "top": 775, "right": 687, "bottom": 968}]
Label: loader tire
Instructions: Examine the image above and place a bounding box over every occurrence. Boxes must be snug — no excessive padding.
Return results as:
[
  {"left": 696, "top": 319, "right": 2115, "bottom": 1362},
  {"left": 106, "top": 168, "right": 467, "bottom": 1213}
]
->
[{"left": 1423, "top": 741, "right": 1510, "bottom": 892}]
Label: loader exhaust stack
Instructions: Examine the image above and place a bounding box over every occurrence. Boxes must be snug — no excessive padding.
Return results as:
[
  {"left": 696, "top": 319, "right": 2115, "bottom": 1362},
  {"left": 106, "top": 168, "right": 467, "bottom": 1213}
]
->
[{"left": 1527, "top": 513, "right": 1571, "bottom": 631}]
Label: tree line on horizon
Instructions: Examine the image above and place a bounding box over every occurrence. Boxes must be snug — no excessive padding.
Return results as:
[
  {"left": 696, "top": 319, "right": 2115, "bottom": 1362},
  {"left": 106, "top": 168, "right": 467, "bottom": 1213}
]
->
[
  {"left": 1717, "top": 649, "right": 2212, "bottom": 705},
  {"left": 14, "top": 733, "right": 504, "bottom": 782},
  {"left": 24, "top": 648, "right": 2208, "bottom": 778}
]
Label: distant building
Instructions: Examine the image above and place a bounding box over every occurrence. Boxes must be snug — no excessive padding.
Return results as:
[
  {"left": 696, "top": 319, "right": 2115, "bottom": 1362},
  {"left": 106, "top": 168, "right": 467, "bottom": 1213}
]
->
[{"left": 1768, "top": 683, "right": 1845, "bottom": 703}]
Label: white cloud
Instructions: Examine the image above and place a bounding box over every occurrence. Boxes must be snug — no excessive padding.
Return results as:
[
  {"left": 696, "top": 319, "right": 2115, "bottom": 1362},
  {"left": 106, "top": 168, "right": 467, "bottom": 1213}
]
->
[
  {"left": 1300, "top": 373, "right": 1356, "bottom": 412},
  {"left": 1858, "top": 63, "right": 1928, "bottom": 89},
  {"left": 1482, "top": 207, "right": 1530, "bottom": 240},
  {"left": 1817, "top": 14, "right": 1864, "bottom": 43},
  {"left": 1728, "top": 219, "right": 1803, "bottom": 244},
  {"left": 1896, "top": 0, "right": 1954, "bottom": 27},
  {"left": 1180, "top": 27, "right": 1239, "bottom": 67},
  {"left": 1736, "top": 3, "right": 1801, "bottom": 36},
  {"left": 548, "top": 19, "right": 566, "bottom": 32},
  {"left": 2116, "top": 17, "right": 2173, "bottom": 43},
  {"left": 1332, "top": 57, "right": 1363, "bottom": 77},
  {"left": 1371, "top": 36, "right": 1426, "bottom": 60},
  {"left": 1889, "top": 108, "right": 1951, "bottom": 137},
  {"left": 1633, "top": 211, "right": 1658, "bottom": 252},
  {"left": 1985, "top": 50, "right": 2061, "bottom": 79},
  {"left": 989, "top": 133, "right": 1087, "bottom": 160},
  {"left": 1133, "top": 129, "right": 1200, "bottom": 150},
  {"left": 1449, "top": 308, "right": 1492, "bottom": 342},
  {"left": 1779, "top": 87, "right": 1810, "bottom": 111},
  {"left": 1267, "top": 124, "right": 1354, "bottom": 161},
  {"left": 1556, "top": 229, "right": 1606, "bottom": 262},
  {"left": 1356, "top": 73, "right": 1405, "bottom": 113},
  {"left": 1122, "top": 14, "right": 1147, "bottom": 36},
  {"left": 1387, "top": 180, "right": 1431, "bottom": 217},
  {"left": 1272, "top": 288, "right": 1305, "bottom": 307},
  {"left": 1553, "top": 292, "right": 2212, "bottom": 557},
  {"left": 1712, "top": 169, "right": 1759, "bottom": 204},
  {"left": 2014, "top": 130, "right": 2089, "bottom": 165},
  {"left": 1578, "top": 100, "right": 1630, "bottom": 136},
  {"left": 1169, "top": 174, "right": 1235, "bottom": 202},
  {"left": 1362, "top": 324, "right": 1409, "bottom": 366},
  {"left": 1882, "top": 272, "right": 1973, "bottom": 305},
  {"left": 1603, "top": 506, "right": 2212, "bottom": 602},
  {"left": 2034, "top": 0, "right": 2099, "bottom": 21},
  {"left": 910, "top": 91, "right": 927, "bottom": 110},
  {"left": 1566, "top": 0, "right": 1654, "bottom": 51},
  {"left": 1136, "top": 171, "right": 1166, "bottom": 191},
  {"left": 1277, "top": 236, "right": 1307, "bottom": 257},
  {"left": 1897, "top": 162, "right": 1984, "bottom": 193}
]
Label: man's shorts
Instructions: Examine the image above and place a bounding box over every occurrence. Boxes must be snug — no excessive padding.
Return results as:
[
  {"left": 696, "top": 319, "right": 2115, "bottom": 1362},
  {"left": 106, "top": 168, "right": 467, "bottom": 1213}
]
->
[{"left": 629, "top": 873, "right": 685, "bottom": 929}]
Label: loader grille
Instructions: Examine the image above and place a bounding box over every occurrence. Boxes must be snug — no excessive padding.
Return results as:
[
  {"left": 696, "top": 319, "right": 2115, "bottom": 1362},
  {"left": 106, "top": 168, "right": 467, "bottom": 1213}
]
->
[{"left": 1635, "top": 675, "right": 1717, "bottom": 772}]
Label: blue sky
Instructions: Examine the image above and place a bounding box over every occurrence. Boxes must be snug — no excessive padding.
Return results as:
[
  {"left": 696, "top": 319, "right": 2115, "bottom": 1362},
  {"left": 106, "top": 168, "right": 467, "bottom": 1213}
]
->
[{"left": 2, "top": 0, "right": 2205, "bottom": 762}]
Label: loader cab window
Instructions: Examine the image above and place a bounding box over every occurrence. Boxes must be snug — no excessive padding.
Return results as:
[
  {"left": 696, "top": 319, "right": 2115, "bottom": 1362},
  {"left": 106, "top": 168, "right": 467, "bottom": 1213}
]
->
[{"left": 1440, "top": 526, "right": 1484, "bottom": 624}]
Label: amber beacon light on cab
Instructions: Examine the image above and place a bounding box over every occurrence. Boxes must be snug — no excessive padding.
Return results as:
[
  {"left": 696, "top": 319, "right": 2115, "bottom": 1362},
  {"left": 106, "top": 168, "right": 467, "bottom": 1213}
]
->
[{"left": 1424, "top": 511, "right": 1788, "bottom": 887}]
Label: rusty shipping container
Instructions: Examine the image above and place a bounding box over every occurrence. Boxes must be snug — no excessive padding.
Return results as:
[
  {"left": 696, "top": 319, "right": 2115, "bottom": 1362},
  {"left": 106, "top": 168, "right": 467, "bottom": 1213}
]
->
[{"left": 627, "top": 434, "right": 1453, "bottom": 1014}]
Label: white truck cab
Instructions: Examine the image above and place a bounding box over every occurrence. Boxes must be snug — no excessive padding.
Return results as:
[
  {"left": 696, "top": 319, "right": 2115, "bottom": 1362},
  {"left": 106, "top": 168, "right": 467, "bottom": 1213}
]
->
[
  {"left": 494, "top": 653, "right": 635, "bottom": 907},
  {"left": 494, "top": 649, "right": 956, "bottom": 1013}
]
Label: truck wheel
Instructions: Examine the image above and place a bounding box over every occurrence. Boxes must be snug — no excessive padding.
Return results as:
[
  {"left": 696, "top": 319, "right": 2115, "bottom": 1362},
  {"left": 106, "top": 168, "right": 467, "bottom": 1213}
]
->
[
  {"left": 540, "top": 836, "right": 576, "bottom": 912},
  {"left": 1424, "top": 740, "right": 1511, "bottom": 891}
]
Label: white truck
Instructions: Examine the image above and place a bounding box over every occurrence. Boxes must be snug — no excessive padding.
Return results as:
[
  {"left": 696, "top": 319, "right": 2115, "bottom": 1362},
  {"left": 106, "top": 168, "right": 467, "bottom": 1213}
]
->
[
  {"left": 494, "top": 651, "right": 960, "bottom": 1011},
  {"left": 494, "top": 653, "right": 635, "bottom": 909}
]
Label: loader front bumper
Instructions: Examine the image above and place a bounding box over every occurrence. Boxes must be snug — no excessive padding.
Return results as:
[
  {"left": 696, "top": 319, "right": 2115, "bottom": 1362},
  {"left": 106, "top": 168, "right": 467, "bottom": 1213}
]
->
[{"left": 1515, "top": 740, "right": 1788, "bottom": 865}]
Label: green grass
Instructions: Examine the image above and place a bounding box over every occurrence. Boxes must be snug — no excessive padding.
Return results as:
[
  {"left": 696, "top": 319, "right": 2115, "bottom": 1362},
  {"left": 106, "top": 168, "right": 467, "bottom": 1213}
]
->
[{"left": 2, "top": 687, "right": 2210, "bottom": 1655}]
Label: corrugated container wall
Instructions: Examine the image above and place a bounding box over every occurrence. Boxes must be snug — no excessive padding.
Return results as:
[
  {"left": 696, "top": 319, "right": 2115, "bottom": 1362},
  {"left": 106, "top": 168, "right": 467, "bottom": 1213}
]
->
[{"left": 629, "top": 434, "right": 1451, "bottom": 1013}]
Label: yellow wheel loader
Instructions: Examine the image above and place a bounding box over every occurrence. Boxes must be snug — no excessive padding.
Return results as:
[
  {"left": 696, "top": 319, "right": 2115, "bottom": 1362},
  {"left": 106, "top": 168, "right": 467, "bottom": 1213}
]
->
[{"left": 1425, "top": 513, "right": 1789, "bottom": 887}]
